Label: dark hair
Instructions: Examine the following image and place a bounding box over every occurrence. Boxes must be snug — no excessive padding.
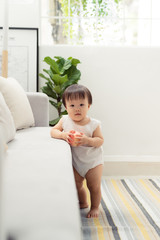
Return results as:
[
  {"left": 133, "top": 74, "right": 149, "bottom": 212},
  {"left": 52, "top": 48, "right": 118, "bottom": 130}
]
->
[{"left": 62, "top": 84, "right": 92, "bottom": 107}]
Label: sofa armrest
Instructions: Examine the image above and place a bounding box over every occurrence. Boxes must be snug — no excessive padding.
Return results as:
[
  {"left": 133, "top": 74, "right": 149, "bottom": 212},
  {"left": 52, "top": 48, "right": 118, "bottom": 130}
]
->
[{"left": 26, "top": 92, "right": 49, "bottom": 127}]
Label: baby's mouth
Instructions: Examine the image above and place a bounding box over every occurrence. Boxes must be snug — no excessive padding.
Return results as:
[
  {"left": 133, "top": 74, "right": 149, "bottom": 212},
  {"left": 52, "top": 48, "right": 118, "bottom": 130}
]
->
[{"left": 75, "top": 113, "right": 81, "bottom": 116}]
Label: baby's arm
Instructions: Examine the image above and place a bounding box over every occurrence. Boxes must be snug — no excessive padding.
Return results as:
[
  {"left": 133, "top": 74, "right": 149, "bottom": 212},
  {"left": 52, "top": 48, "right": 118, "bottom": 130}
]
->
[
  {"left": 89, "top": 125, "right": 104, "bottom": 147},
  {"left": 50, "top": 118, "right": 71, "bottom": 143},
  {"left": 77, "top": 125, "right": 104, "bottom": 147}
]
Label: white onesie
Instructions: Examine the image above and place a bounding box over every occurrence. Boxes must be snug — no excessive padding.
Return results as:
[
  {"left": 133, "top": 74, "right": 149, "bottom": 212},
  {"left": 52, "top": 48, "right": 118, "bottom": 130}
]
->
[{"left": 62, "top": 115, "right": 104, "bottom": 177}]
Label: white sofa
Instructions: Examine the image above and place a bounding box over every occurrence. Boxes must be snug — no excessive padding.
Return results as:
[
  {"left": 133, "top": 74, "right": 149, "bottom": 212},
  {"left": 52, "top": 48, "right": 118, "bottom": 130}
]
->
[{"left": 0, "top": 90, "right": 82, "bottom": 240}]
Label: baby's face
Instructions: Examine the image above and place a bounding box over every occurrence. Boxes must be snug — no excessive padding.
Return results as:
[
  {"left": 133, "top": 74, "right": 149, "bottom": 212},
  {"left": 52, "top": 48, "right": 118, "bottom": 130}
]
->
[{"left": 65, "top": 97, "right": 90, "bottom": 123}]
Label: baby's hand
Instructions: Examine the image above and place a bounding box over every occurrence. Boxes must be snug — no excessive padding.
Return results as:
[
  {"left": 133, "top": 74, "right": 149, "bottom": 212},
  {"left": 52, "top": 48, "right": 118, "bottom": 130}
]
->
[
  {"left": 68, "top": 130, "right": 84, "bottom": 146},
  {"left": 62, "top": 132, "right": 73, "bottom": 144},
  {"left": 75, "top": 134, "right": 89, "bottom": 146}
]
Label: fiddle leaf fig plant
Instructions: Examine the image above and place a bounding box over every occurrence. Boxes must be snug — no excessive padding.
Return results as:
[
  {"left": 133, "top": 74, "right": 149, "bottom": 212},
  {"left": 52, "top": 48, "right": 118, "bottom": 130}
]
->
[{"left": 39, "top": 56, "right": 81, "bottom": 126}]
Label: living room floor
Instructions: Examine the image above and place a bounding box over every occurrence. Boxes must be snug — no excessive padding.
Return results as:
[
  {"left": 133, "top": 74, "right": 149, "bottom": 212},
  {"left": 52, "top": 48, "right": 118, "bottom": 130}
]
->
[{"left": 81, "top": 176, "right": 160, "bottom": 240}]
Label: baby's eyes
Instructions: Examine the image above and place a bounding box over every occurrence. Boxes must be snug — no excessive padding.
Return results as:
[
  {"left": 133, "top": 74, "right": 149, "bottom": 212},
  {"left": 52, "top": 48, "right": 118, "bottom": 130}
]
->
[{"left": 69, "top": 103, "right": 85, "bottom": 107}]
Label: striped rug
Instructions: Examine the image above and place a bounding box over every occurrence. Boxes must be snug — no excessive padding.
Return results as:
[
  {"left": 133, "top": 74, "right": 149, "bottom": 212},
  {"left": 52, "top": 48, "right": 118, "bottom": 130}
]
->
[{"left": 81, "top": 177, "right": 160, "bottom": 240}]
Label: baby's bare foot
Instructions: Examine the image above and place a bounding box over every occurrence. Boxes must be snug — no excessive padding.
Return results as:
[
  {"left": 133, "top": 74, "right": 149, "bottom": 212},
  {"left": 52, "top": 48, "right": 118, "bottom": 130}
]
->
[
  {"left": 87, "top": 207, "right": 99, "bottom": 218},
  {"left": 80, "top": 202, "right": 89, "bottom": 209}
]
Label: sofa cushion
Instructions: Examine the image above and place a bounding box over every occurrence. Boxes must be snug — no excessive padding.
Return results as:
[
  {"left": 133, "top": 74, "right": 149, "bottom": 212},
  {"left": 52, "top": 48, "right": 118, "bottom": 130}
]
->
[
  {"left": 0, "top": 92, "right": 16, "bottom": 143},
  {"left": 0, "top": 76, "right": 35, "bottom": 130}
]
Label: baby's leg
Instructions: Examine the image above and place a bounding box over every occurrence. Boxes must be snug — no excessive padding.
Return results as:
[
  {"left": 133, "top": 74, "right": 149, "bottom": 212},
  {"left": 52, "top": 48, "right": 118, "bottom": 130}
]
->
[
  {"left": 73, "top": 167, "right": 88, "bottom": 209},
  {"left": 85, "top": 164, "right": 103, "bottom": 218}
]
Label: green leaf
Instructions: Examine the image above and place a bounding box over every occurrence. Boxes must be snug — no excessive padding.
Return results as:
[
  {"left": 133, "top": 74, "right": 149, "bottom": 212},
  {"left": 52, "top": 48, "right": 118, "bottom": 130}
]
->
[
  {"left": 54, "top": 56, "right": 62, "bottom": 60},
  {"left": 56, "top": 57, "right": 65, "bottom": 74},
  {"left": 44, "top": 57, "right": 60, "bottom": 74},
  {"left": 57, "top": 102, "right": 62, "bottom": 108},
  {"left": 49, "top": 100, "right": 58, "bottom": 109},
  {"left": 50, "top": 100, "right": 62, "bottom": 109},
  {"left": 63, "top": 59, "right": 72, "bottom": 70},
  {"left": 67, "top": 66, "right": 81, "bottom": 81},
  {"left": 43, "top": 69, "right": 54, "bottom": 80},
  {"left": 53, "top": 85, "right": 62, "bottom": 94},
  {"left": 60, "top": 110, "right": 68, "bottom": 116},
  {"left": 39, "top": 73, "right": 50, "bottom": 82},
  {"left": 51, "top": 74, "right": 59, "bottom": 85},
  {"left": 69, "top": 57, "right": 81, "bottom": 66},
  {"left": 52, "top": 74, "right": 68, "bottom": 85},
  {"left": 61, "top": 80, "right": 78, "bottom": 93},
  {"left": 49, "top": 117, "right": 61, "bottom": 126},
  {"left": 41, "top": 85, "right": 57, "bottom": 99},
  {"left": 59, "top": 75, "right": 68, "bottom": 84}
]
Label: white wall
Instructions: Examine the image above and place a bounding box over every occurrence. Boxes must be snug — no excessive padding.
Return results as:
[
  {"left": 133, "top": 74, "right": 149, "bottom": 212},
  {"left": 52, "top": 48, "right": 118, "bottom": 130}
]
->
[
  {"left": 39, "top": 46, "right": 160, "bottom": 160},
  {"left": 0, "top": 0, "right": 39, "bottom": 28}
]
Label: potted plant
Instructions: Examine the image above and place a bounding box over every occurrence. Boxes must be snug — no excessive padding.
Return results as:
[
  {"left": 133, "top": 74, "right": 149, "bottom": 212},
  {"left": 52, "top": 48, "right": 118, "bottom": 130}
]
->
[{"left": 39, "top": 56, "right": 81, "bottom": 126}]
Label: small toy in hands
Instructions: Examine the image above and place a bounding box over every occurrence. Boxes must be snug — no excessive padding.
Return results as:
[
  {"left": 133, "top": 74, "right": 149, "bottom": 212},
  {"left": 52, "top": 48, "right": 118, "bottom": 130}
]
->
[{"left": 68, "top": 130, "right": 83, "bottom": 146}]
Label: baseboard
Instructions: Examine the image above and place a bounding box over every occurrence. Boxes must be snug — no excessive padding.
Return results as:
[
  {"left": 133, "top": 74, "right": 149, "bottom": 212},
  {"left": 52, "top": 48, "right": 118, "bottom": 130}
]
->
[
  {"left": 104, "top": 155, "right": 160, "bottom": 162},
  {"left": 103, "top": 155, "right": 160, "bottom": 176}
]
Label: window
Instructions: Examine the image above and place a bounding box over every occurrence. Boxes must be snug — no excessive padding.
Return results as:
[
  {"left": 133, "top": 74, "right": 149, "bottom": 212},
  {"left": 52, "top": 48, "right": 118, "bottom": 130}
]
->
[{"left": 41, "top": 0, "right": 160, "bottom": 46}]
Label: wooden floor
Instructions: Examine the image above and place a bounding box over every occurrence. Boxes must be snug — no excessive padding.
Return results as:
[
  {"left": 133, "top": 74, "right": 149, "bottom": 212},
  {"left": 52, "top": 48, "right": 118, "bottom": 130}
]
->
[{"left": 103, "top": 161, "right": 160, "bottom": 176}]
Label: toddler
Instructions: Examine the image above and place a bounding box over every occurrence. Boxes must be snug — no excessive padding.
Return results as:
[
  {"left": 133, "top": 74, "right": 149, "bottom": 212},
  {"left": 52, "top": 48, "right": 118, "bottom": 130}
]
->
[{"left": 50, "top": 84, "right": 104, "bottom": 218}]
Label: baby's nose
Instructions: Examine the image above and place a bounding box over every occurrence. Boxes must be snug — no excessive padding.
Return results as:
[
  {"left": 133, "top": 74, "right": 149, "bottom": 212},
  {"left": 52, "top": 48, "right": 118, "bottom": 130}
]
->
[{"left": 75, "top": 106, "right": 80, "bottom": 111}]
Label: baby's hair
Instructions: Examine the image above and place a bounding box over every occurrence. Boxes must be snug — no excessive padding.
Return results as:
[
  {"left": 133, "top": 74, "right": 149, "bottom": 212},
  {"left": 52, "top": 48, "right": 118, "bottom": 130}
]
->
[{"left": 62, "top": 84, "right": 92, "bottom": 107}]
